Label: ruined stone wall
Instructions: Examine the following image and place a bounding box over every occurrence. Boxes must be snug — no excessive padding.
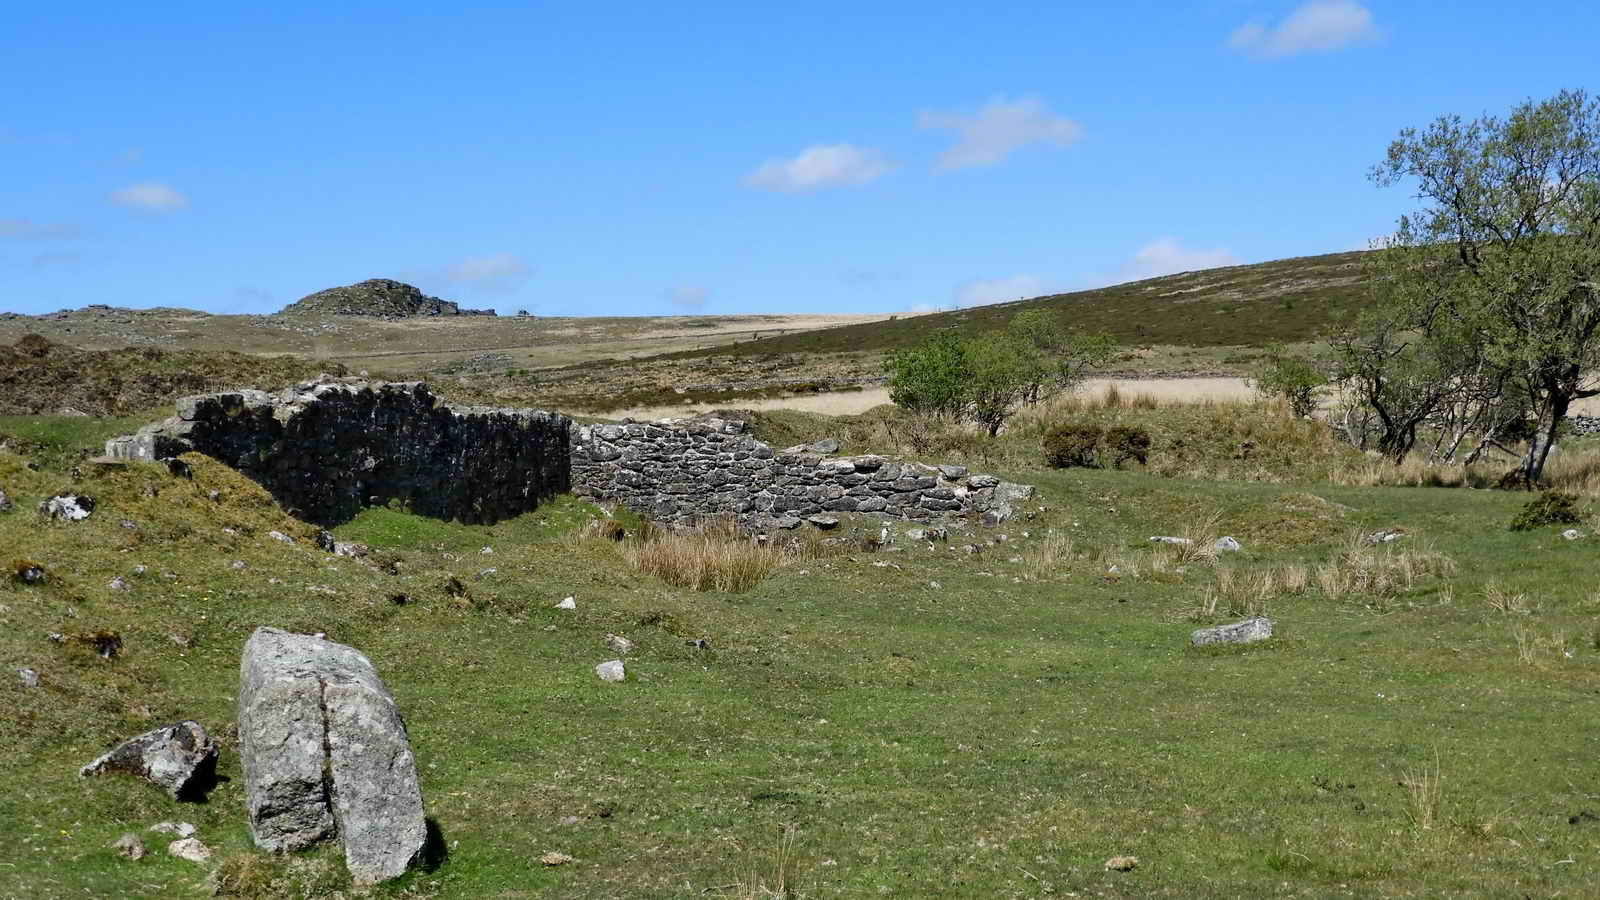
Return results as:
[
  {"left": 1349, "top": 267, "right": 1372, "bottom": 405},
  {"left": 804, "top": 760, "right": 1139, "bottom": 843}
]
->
[
  {"left": 105, "top": 378, "right": 570, "bottom": 526},
  {"left": 569, "top": 415, "right": 1031, "bottom": 527}
]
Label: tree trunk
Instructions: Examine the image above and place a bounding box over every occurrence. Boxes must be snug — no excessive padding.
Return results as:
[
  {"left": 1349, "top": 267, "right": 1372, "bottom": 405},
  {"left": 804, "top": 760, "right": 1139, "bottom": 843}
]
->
[{"left": 1516, "top": 393, "right": 1570, "bottom": 486}]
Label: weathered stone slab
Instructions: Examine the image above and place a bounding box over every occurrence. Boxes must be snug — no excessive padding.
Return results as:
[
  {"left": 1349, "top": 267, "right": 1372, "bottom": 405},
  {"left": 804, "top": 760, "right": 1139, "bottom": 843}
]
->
[
  {"left": 79, "top": 720, "right": 218, "bottom": 800},
  {"left": 1191, "top": 617, "right": 1274, "bottom": 647},
  {"left": 238, "top": 627, "right": 426, "bottom": 885}
]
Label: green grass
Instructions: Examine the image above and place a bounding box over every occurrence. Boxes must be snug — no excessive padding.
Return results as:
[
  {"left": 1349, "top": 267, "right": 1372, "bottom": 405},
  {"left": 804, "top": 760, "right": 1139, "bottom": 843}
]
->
[{"left": 4, "top": 408, "right": 1600, "bottom": 897}]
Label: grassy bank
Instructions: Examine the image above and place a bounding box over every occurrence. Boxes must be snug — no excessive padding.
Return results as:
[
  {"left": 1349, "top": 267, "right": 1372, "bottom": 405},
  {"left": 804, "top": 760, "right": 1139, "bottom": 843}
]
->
[{"left": 3, "top": 405, "right": 1600, "bottom": 898}]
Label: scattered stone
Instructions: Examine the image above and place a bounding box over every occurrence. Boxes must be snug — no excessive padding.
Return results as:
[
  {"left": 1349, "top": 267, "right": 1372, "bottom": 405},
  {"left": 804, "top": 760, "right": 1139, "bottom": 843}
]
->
[
  {"left": 1215, "top": 536, "right": 1242, "bottom": 552},
  {"left": 167, "top": 838, "right": 212, "bottom": 864},
  {"left": 807, "top": 514, "right": 840, "bottom": 530},
  {"left": 480, "top": 546, "right": 494, "bottom": 555},
  {"left": 230, "top": 560, "right": 248, "bottom": 571},
  {"left": 603, "top": 633, "right": 634, "bottom": 655},
  {"left": 937, "top": 464, "right": 967, "bottom": 479},
  {"left": 120, "top": 518, "right": 138, "bottom": 530},
  {"left": 558, "top": 815, "right": 581, "bottom": 826},
  {"left": 238, "top": 627, "right": 427, "bottom": 885},
  {"left": 595, "top": 659, "right": 626, "bottom": 682},
  {"left": 807, "top": 437, "right": 840, "bottom": 454},
  {"left": 1191, "top": 617, "right": 1274, "bottom": 647},
  {"left": 79, "top": 720, "right": 218, "bottom": 800},
  {"left": 333, "top": 540, "right": 368, "bottom": 558},
  {"left": 556, "top": 596, "right": 577, "bottom": 610},
  {"left": 18, "top": 667, "right": 39, "bottom": 688},
  {"left": 772, "top": 516, "right": 802, "bottom": 530},
  {"left": 0, "top": 487, "right": 11, "bottom": 511},
  {"left": 1149, "top": 536, "right": 1192, "bottom": 545},
  {"left": 540, "top": 850, "right": 574, "bottom": 866},
  {"left": 207, "top": 490, "right": 222, "bottom": 502},
  {"left": 1104, "top": 855, "right": 1138, "bottom": 872},
  {"left": 268, "top": 577, "right": 284, "bottom": 585},
  {"left": 268, "top": 530, "right": 294, "bottom": 544},
  {"left": 107, "top": 576, "right": 129, "bottom": 591},
  {"left": 1562, "top": 528, "right": 1584, "bottom": 541},
  {"left": 169, "top": 633, "right": 193, "bottom": 649},
  {"left": 37, "top": 492, "right": 94, "bottom": 522},
  {"left": 928, "top": 581, "right": 942, "bottom": 590},
  {"left": 14, "top": 563, "right": 46, "bottom": 585},
  {"left": 112, "top": 833, "right": 146, "bottom": 861},
  {"left": 1367, "top": 528, "right": 1407, "bottom": 544},
  {"left": 905, "top": 528, "right": 925, "bottom": 541},
  {"left": 685, "top": 638, "right": 710, "bottom": 650},
  {"left": 306, "top": 584, "right": 337, "bottom": 595},
  {"left": 474, "top": 567, "right": 496, "bottom": 581},
  {"left": 132, "top": 564, "right": 147, "bottom": 575},
  {"left": 150, "top": 821, "right": 197, "bottom": 837}
]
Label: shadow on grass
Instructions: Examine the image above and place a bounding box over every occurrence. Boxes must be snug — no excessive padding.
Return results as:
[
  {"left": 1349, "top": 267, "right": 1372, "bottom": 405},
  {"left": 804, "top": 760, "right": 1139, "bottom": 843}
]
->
[{"left": 418, "top": 817, "right": 449, "bottom": 872}]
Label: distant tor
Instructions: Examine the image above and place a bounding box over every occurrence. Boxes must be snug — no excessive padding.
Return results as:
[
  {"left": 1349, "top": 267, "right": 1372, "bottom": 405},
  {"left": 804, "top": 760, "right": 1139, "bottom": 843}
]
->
[{"left": 279, "top": 278, "right": 496, "bottom": 318}]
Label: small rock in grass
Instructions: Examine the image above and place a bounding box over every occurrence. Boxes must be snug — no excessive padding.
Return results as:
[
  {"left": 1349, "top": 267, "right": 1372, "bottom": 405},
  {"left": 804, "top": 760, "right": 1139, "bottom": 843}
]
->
[
  {"left": 107, "top": 577, "right": 129, "bottom": 592},
  {"left": 169, "top": 633, "right": 193, "bottom": 649},
  {"left": 38, "top": 492, "right": 94, "bottom": 522},
  {"left": 772, "top": 516, "right": 802, "bottom": 530},
  {"left": 0, "top": 487, "right": 10, "bottom": 511},
  {"left": 595, "top": 660, "right": 625, "bottom": 682},
  {"left": 111, "top": 833, "right": 145, "bottom": 861},
  {"left": 1104, "top": 855, "right": 1138, "bottom": 871},
  {"left": 167, "top": 837, "right": 212, "bottom": 864},
  {"left": 558, "top": 815, "right": 581, "bottom": 826},
  {"left": 928, "top": 581, "right": 942, "bottom": 590},
  {"left": 119, "top": 519, "right": 138, "bottom": 530},
  {"left": 132, "top": 564, "right": 147, "bottom": 575},
  {"left": 1191, "top": 617, "right": 1273, "bottom": 647},
  {"left": 267, "top": 530, "right": 293, "bottom": 544},
  {"left": 685, "top": 638, "right": 710, "bottom": 650},
  {"left": 150, "top": 821, "right": 197, "bottom": 837},
  {"left": 79, "top": 720, "right": 218, "bottom": 800},
  {"left": 603, "top": 633, "right": 634, "bottom": 655},
  {"left": 807, "top": 514, "right": 839, "bottom": 530},
  {"left": 18, "top": 667, "right": 39, "bottom": 688},
  {"left": 306, "top": 584, "right": 336, "bottom": 595},
  {"left": 1214, "top": 536, "right": 1242, "bottom": 552},
  {"left": 556, "top": 596, "right": 576, "bottom": 610},
  {"left": 1562, "top": 528, "right": 1583, "bottom": 541},
  {"left": 540, "top": 850, "right": 573, "bottom": 866},
  {"left": 480, "top": 546, "right": 494, "bottom": 555},
  {"left": 230, "top": 560, "right": 248, "bottom": 571},
  {"left": 1366, "top": 528, "right": 1407, "bottom": 544},
  {"left": 474, "top": 568, "right": 496, "bottom": 581}
]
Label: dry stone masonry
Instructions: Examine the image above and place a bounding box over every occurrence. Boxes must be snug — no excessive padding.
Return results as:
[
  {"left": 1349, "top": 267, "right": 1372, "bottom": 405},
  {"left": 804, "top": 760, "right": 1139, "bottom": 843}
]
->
[
  {"left": 105, "top": 377, "right": 570, "bottom": 526},
  {"left": 106, "top": 378, "right": 1032, "bottom": 529},
  {"left": 570, "top": 415, "right": 1033, "bottom": 527}
]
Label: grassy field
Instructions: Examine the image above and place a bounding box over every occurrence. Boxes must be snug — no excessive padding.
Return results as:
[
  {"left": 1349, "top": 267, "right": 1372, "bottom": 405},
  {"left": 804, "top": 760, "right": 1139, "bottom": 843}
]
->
[{"left": 4, "top": 397, "right": 1600, "bottom": 898}]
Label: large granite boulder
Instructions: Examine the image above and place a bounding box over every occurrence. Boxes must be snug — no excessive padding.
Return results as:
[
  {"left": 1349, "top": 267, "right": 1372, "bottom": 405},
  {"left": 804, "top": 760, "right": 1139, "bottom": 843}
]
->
[
  {"left": 238, "top": 627, "right": 426, "bottom": 885},
  {"left": 79, "top": 720, "right": 218, "bottom": 800}
]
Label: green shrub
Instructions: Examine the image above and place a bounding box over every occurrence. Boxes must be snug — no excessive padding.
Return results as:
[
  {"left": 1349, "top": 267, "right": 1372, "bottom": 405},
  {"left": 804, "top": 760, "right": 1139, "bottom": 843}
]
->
[
  {"left": 1043, "top": 424, "right": 1105, "bottom": 468},
  {"left": 1509, "top": 490, "right": 1582, "bottom": 531},
  {"left": 1105, "top": 426, "right": 1152, "bottom": 466}
]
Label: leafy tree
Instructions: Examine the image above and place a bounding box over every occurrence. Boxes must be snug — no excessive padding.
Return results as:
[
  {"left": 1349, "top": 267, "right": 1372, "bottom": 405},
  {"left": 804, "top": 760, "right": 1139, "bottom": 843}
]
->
[
  {"left": 1368, "top": 89, "right": 1600, "bottom": 485},
  {"left": 883, "top": 329, "right": 970, "bottom": 420},
  {"left": 1005, "top": 310, "right": 1117, "bottom": 404},
  {"left": 1249, "top": 341, "right": 1326, "bottom": 418},
  {"left": 965, "top": 331, "right": 1043, "bottom": 436}
]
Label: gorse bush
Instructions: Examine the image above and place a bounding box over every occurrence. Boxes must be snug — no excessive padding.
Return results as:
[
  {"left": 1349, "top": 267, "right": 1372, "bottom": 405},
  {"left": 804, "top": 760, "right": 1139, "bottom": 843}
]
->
[
  {"left": 1042, "top": 423, "right": 1151, "bottom": 469},
  {"left": 1509, "top": 490, "right": 1582, "bottom": 531}
]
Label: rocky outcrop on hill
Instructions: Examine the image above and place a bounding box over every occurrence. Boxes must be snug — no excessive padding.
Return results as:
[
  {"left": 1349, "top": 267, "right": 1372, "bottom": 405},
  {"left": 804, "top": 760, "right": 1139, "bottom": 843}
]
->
[{"left": 279, "top": 279, "right": 495, "bottom": 318}]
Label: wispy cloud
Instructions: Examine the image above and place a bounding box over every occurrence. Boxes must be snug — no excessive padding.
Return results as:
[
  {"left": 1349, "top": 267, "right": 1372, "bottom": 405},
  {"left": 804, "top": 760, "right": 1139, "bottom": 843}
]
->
[
  {"left": 743, "top": 144, "right": 894, "bottom": 192},
  {"left": 1083, "top": 238, "right": 1242, "bottom": 287},
  {"left": 31, "top": 251, "right": 82, "bottom": 269},
  {"left": 918, "top": 97, "right": 1082, "bottom": 171},
  {"left": 0, "top": 218, "right": 82, "bottom": 240},
  {"left": 1228, "top": 0, "right": 1380, "bottom": 58},
  {"left": 667, "top": 284, "right": 709, "bottom": 311},
  {"left": 441, "top": 253, "right": 532, "bottom": 296},
  {"left": 107, "top": 181, "right": 189, "bottom": 212},
  {"left": 953, "top": 273, "right": 1050, "bottom": 308}
]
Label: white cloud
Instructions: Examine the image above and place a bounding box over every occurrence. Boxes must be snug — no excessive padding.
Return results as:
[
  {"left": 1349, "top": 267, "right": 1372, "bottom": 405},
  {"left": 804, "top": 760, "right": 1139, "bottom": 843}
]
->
[
  {"left": 441, "top": 253, "right": 532, "bottom": 296},
  {"left": 742, "top": 144, "right": 894, "bottom": 192},
  {"left": 953, "top": 273, "right": 1050, "bottom": 308},
  {"left": 107, "top": 181, "right": 189, "bottom": 212},
  {"left": 667, "top": 284, "right": 709, "bottom": 311},
  {"left": 1228, "top": 0, "right": 1380, "bottom": 58},
  {"left": 1084, "top": 238, "right": 1242, "bottom": 287},
  {"left": 0, "top": 218, "right": 81, "bottom": 240},
  {"left": 918, "top": 97, "right": 1082, "bottom": 171}
]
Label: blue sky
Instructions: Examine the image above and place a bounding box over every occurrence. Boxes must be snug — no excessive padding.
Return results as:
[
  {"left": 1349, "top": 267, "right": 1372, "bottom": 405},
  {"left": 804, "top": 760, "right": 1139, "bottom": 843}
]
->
[{"left": 4, "top": 1, "right": 1596, "bottom": 318}]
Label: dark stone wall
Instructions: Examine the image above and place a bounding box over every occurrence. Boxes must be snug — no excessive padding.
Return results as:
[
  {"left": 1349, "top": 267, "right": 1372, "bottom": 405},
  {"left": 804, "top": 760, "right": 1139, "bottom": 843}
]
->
[{"left": 107, "top": 378, "right": 570, "bottom": 526}]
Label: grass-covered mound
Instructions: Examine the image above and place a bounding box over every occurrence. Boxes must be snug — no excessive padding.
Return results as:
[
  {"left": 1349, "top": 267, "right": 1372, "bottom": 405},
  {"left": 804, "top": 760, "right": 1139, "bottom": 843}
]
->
[
  {"left": 3, "top": 408, "right": 1600, "bottom": 898},
  {"left": 0, "top": 335, "right": 331, "bottom": 417}
]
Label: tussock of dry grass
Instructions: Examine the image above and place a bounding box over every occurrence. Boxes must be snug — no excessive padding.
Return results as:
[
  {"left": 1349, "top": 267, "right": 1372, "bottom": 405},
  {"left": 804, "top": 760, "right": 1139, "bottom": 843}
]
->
[
  {"left": 1313, "top": 532, "right": 1456, "bottom": 603},
  {"left": 619, "top": 518, "right": 786, "bottom": 592}
]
